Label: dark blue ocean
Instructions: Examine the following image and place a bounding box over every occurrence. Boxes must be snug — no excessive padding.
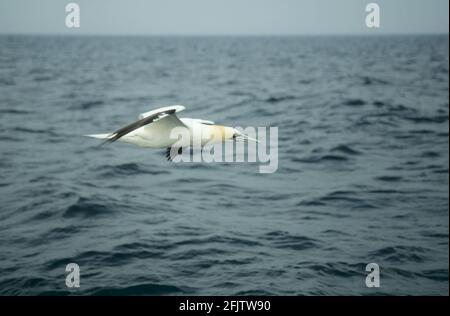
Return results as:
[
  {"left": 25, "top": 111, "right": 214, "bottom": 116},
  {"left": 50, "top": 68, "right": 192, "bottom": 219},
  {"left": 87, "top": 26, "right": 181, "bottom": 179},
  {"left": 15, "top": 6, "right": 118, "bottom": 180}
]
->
[{"left": 0, "top": 35, "right": 448, "bottom": 295}]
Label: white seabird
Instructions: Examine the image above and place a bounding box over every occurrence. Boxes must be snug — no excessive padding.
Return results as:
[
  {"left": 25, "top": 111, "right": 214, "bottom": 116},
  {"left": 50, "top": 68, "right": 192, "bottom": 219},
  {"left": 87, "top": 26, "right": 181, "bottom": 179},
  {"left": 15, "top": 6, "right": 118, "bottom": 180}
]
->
[{"left": 85, "top": 105, "right": 257, "bottom": 160}]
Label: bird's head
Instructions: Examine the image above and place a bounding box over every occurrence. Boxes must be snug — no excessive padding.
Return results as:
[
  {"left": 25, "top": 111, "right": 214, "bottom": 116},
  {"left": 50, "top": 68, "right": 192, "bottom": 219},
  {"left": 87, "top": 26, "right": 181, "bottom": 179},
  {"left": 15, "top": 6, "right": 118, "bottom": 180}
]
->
[{"left": 211, "top": 126, "right": 259, "bottom": 143}]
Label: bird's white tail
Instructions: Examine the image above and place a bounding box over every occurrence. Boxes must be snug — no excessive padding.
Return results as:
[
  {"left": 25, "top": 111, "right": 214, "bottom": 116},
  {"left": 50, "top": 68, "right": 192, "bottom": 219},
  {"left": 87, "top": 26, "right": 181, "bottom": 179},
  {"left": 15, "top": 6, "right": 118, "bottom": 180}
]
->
[{"left": 84, "top": 133, "right": 113, "bottom": 140}]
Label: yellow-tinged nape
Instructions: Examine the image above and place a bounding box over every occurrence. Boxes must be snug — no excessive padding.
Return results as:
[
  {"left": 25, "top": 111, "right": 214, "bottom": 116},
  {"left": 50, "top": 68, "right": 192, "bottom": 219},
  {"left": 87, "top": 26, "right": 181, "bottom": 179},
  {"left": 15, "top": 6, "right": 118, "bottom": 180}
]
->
[{"left": 207, "top": 125, "right": 259, "bottom": 144}]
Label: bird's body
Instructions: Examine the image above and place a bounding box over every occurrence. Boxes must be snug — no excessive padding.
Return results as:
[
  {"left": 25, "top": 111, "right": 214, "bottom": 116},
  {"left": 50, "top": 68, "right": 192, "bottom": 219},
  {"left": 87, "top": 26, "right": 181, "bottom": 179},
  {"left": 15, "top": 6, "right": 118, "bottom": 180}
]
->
[
  {"left": 106, "top": 117, "right": 233, "bottom": 148},
  {"left": 85, "top": 105, "right": 255, "bottom": 160}
]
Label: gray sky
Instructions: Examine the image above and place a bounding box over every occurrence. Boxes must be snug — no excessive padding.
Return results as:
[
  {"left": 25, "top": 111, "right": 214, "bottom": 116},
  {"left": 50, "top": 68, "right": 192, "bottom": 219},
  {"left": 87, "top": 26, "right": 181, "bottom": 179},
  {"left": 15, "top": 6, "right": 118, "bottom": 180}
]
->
[{"left": 0, "top": 0, "right": 448, "bottom": 35}]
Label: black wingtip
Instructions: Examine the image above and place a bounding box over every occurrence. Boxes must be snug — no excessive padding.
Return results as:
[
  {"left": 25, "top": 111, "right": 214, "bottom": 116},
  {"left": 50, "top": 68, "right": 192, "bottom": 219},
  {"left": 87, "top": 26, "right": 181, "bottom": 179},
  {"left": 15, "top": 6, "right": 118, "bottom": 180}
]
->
[
  {"left": 99, "top": 140, "right": 109, "bottom": 147},
  {"left": 165, "top": 148, "right": 172, "bottom": 161},
  {"left": 99, "top": 136, "right": 116, "bottom": 147},
  {"left": 165, "top": 147, "right": 182, "bottom": 162}
]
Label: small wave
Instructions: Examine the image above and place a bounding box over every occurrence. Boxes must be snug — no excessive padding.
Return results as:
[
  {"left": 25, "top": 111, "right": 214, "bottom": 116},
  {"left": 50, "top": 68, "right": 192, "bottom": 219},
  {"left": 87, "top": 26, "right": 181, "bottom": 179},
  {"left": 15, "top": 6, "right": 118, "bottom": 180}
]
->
[
  {"left": 98, "top": 163, "right": 170, "bottom": 177},
  {"left": 373, "top": 101, "right": 386, "bottom": 107},
  {"left": 296, "top": 199, "right": 326, "bottom": 207},
  {"left": 404, "top": 115, "right": 448, "bottom": 124},
  {"left": 113, "top": 242, "right": 152, "bottom": 251},
  {"left": 234, "top": 289, "right": 276, "bottom": 295},
  {"left": 0, "top": 275, "right": 64, "bottom": 295},
  {"left": 368, "top": 246, "right": 428, "bottom": 263},
  {"left": 63, "top": 197, "right": 114, "bottom": 218},
  {"left": 169, "top": 248, "right": 231, "bottom": 261},
  {"left": 29, "top": 210, "right": 58, "bottom": 221},
  {"left": 330, "top": 144, "right": 361, "bottom": 155},
  {"left": 0, "top": 135, "right": 23, "bottom": 142},
  {"left": 45, "top": 248, "right": 160, "bottom": 272},
  {"left": 307, "top": 190, "right": 377, "bottom": 210},
  {"left": 299, "top": 261, "right": 363, "bottom": 278},
  {"left": 409, "top": 129, "right": 435, "bottom": 135},
  {"left": 343, "top": 99, "right": 366, "bottom": 106},
  {"left": 201, "top": 183, "right": 241, "bottom": 195},
  {"left": 421, "top": 232, "right": 449, "bottom": 239},
  {"left": 298, "top": 79, "right": 313, "bottom": 85},
  {"left": 0, "top": 109, "right": 30, "bottom": 115},
  {"left": 28, "top": 67, "right": 50, "bottom": 75},
  {"left": 228, "top": 91, "right": 258, "bottom": 98},
  {"left": 33, "top": 75, "right": 53, "bottom": 82},
  {"left": 265, "top": 95, "right": 296, "bottom": 103},
  {"left": 361, "top": 76, "right": 389, "bottom": 86},
  {"left": 432, "top": 168, "right": 449, "bottom": 174},
  {"left": 418, "top": 269, "right": 449, "bottom": 282},
  {"left": 367, "top": 188, "right": 421, "bottom": 196},
  {"left": 262, "top": 230, "right": 320, "bottom": 251},
  {"left": 252, "top": 108, "right": 275, "bottom": 117},
  {"left": 320, "top": 155, "right": 350, "bottom": 162},
  {"left": 321, "top": 229, "right": 350, "bottom": 236},
  {"left": 90, "top": 283, "right": 185, "bottom": 295},
  {"left": 375, "top": 176, "right": 403, "bottom": 182},
  {"left": 421, "top": 151, "right": 440, "bottom": 158},
  {"left": 41, "top": 225, "right": 82, "bottom": 239},
  {"left": 292, "top": 155, "right": 348, "bottom": 163},
  {"left": 72, "top": 100, "right": 105, "bottom": 110},
  {"left": 12, "top": 127, "right": 50, "bottom": 134},
  {"left": 387, "top": 267, "right": 449, "bottom": 283},
  {"left": 0, "top": 78, "right": 15, "bottom": 86},
  {"left": 320, "top": 192, "right": 363, "bottom": 203},
  {"left": 171, "top": 235, "right": 262, "bottom": 249}
]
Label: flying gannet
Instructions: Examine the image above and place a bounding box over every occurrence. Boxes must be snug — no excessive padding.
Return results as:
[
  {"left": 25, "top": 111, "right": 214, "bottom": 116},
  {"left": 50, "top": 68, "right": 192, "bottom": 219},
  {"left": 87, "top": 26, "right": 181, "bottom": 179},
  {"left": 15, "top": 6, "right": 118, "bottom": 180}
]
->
[{"left": 85, "top": 105, "right": 257, "bottom": 160}]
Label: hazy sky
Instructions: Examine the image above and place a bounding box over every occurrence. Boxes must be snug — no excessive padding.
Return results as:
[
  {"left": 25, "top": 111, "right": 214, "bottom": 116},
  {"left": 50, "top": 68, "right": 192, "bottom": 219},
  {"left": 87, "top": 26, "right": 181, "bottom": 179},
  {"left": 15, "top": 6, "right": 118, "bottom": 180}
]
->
[{"left": 0, "top": 0, "right": 448, "bottom": 35}]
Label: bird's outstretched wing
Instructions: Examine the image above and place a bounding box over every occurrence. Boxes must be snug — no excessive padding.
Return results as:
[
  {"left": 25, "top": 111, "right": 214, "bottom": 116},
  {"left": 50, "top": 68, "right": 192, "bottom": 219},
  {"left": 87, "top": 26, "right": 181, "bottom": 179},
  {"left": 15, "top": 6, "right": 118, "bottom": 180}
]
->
[{"left": 105, "top": 105, "right": 185, "bottom": 143}]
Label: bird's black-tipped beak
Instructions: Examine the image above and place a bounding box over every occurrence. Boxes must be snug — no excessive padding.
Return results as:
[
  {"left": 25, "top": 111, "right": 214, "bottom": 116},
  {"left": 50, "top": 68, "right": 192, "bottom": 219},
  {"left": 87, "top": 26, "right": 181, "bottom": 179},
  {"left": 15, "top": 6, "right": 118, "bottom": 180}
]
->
[{"left": 232, "top": 132, "right": 259, "bottom": 143}]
